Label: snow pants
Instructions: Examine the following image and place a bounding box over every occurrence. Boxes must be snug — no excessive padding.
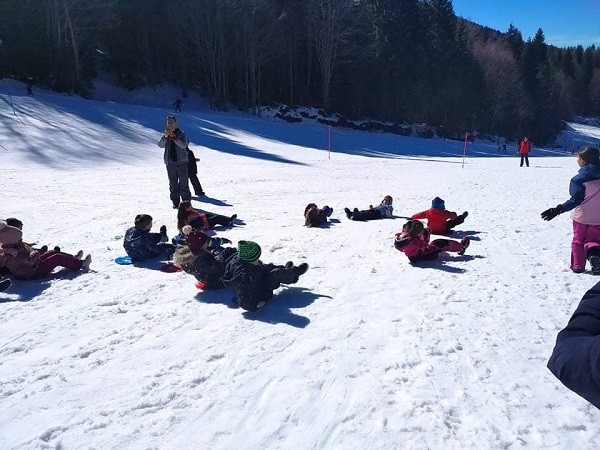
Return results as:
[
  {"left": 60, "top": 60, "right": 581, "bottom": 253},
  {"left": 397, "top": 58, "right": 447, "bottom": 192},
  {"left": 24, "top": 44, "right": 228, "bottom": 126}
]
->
[
  {"left": 410, "top": 239, "right": 463, "bottom": 263},
  {"left": 571, "top": 221, "right": 600, "bottom": 272},
  {"left": 34, "top": 251, "right": 82, "bottom": 277},
  {"left": 166, "top": 162, "right": 192, "bottom": 206},
  {"left": 351, "top": 209, "right": 382, "bottom": 221}
]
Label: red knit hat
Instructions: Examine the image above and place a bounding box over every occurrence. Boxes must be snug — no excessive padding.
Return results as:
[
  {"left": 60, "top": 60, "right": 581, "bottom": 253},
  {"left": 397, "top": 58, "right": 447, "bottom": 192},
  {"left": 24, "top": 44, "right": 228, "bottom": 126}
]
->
[{"left": 182, "top": 225, "right": 209, "bottom": 252}]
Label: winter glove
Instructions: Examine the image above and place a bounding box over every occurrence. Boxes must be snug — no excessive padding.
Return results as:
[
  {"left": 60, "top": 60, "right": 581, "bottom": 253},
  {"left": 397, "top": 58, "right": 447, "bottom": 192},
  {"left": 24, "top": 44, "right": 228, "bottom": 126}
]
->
[
  {"left": 159, "top": 225, "right": 168, "bottom": 242},
  {"left": 541, "top": 204, "right": 563, "bottom": 221}
]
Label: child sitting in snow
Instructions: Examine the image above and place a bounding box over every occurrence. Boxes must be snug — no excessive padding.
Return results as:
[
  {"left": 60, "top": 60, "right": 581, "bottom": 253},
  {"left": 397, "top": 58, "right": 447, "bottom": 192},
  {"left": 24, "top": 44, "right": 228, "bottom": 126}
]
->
[
  {"left": 221, "top": 240, "right": 309, "bottom": 311},
  {"left": 172, "top": 225, "right": 236, "bottom": 290},
  {"left": 394, "top": 219, "right": 470, "bottom": 263},
  {"left": 123, "top": 214, "right": 175, "bottom": 262},
  {"left": 304, "top": 203, "right": 333, "bottom": 227},
  {"left": 411, "top": 197, "right": 468, "bottom": 235},
  {"left": 0, "top": 221, "right": 91, "bottom": 279},
  {"left": 344, "top": 195, "right": 393, "bottom": 221}
]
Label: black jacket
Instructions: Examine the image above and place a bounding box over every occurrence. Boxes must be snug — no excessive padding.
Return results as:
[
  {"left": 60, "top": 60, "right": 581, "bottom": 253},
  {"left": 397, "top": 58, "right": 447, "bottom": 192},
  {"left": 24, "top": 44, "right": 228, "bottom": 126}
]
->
[
  {"left": 221, "top": 256, "right": 276, "bottom": 311},
  {"left": 187, "top": 148, "right": 198, "bottom": 174},
  {"left": 548, "top": 281, "right": 600, "bottom": 409},
  {"left": 182, "top": 247, "right": 236, "bottom": 289}
]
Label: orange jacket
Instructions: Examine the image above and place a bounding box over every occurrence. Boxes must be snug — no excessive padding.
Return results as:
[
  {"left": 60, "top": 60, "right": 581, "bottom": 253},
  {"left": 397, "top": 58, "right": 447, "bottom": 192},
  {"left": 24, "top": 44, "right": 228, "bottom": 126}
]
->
[{"left": 411, "top": 208, "right": 457, "bottom": 234}]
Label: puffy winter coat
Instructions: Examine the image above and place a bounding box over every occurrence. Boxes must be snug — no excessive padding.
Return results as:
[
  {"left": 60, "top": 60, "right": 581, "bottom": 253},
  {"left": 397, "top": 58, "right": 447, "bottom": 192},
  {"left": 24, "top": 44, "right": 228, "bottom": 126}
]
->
[
  {"left": 0, "top": 242, "right": 41, "bottom": 279},
  {"left": 374, "top": 203, "right": 393, "bottom": 218},
  {"left": 411, "top": 208, "right": 457, "bottom": 235},
  {"left": 519, "top": 139, "right": 531, "bottom": 155},
  {"left": 548, "top": 281, "right": 600, "bottom": 409},
  {"left": 187, "top": 148, "right": 199, "bottom": 175},
  {"left": 123, "top": 227, "right": 175, "bottom": 261},
  {"left": 562, "top": 164, "right": 600, "bottom": 223},
  {"left": 158, "top": 128, "right": 189, "bottom": 165},
  {"left": 177, "top": 210, "right": 209, "bottom": 230},
  {"left": 174, "top": 246, "right": 236, "bottom": 289},
  {"left": 394, "top": 227, "right": 440, "bottom": 262},
  {"left": 221, "top": 256, "right": 275, "bottom": 311}
]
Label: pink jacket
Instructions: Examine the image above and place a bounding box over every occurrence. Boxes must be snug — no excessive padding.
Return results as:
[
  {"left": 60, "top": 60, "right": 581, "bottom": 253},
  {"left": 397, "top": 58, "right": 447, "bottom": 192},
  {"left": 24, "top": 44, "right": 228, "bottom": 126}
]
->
[
  {"left": 570, "top": 179, "right": 600, "bottom": 225},
  {"left": 394, "top": 228, "right": 439, "bottom": 261}
]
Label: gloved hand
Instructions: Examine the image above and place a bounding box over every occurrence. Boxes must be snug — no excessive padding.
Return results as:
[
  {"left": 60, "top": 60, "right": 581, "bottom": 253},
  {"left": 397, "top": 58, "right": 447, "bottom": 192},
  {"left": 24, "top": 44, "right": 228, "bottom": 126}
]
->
[
  {"left": 160, "top": 225, "right": 167, "bottom": 235},
  {"left": 541, "top": 204, "right": 563, "bottom": 221},
  {"left": 221, "top": 238, "right": 232, "bottom": 244}
]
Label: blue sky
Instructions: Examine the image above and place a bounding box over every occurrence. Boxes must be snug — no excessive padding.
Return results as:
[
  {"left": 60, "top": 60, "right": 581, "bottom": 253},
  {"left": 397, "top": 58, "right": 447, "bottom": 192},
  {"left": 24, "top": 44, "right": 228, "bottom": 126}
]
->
[{"left": 452, "top": 0, "right": 599, "bottom": 48}]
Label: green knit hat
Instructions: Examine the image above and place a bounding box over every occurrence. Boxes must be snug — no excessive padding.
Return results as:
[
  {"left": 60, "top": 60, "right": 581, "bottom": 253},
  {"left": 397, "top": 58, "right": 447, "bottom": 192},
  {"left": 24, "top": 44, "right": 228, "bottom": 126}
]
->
[{"left": 237, "top": 240, "right": 261, "bottom": 263}]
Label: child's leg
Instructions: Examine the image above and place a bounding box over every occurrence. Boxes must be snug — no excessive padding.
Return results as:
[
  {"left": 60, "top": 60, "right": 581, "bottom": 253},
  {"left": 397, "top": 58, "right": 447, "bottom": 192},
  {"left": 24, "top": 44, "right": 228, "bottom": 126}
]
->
[
  {"left": 34, "top": 252, "right": 83, "bottom": 277},
  {"left": 351, "top": 209, "right": 381, "bottom": 221},
  {"left": 445, "top": 213, "right": 467, "bottom": 232},
  {"left": 189, "top": 174, "right": 204, "bottom": 194},
  {"left": 571, "top": 221, "right": 589, "bottom": 272},
  {"left": 431, "top": 238, "right": 462, "bottom": 253},
  {"left": 207, "top": 213, "right": 235, "bottom": 228}
]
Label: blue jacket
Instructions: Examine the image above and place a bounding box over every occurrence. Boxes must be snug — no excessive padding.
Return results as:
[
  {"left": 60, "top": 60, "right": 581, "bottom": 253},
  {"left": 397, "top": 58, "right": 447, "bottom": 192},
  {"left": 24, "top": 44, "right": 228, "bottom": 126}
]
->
[
  {"left": 561, "top": 164, "right": 600, "bottom": 212},
  {"left": 548, "top": 281, "right": 600, "bottom": 409},
  {"left": 123, "top": 227, "right": 175, "bottom": 261}
]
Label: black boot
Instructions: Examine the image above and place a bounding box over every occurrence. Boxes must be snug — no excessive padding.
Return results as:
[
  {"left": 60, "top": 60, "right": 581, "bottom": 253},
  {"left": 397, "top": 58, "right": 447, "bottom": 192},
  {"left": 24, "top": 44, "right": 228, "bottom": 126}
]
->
[
  {"left": 344, "top": 208, "right": 352, "bottom": 219},
  {"left": 590, "top": 255, "right": 600, "bottom": 275}
]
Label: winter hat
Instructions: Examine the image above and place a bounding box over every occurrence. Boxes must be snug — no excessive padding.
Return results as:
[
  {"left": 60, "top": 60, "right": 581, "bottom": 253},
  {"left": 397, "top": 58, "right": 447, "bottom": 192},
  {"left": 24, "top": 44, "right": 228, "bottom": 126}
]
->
[
  {"left": 322, "top": 206, "right": 333, "bottom": 217},
  {"left": 0, "top": 221, "right": 23, "bottom": 245},
  {"left": 182, "top": 225, "right": 210, "bottom": 252},
  {"left": 237, "top": 240, "right": 261, "bottom": 263},
  {"left": 431, "top": 197, "right": 445, "bottom": 210}
]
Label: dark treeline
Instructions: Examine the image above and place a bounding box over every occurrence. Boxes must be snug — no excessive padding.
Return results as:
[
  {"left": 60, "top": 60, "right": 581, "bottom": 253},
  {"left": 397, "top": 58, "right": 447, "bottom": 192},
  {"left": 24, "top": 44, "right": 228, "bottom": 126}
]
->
[{"left": 1, "top": 0, "right": 599, "bottom": 144}]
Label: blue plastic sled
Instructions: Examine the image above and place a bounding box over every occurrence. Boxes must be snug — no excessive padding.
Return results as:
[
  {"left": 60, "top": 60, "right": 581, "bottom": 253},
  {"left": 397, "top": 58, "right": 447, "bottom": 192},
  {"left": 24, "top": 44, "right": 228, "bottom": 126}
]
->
[{"left": 115, "top": 256, "right": 133, "bottom": 265}]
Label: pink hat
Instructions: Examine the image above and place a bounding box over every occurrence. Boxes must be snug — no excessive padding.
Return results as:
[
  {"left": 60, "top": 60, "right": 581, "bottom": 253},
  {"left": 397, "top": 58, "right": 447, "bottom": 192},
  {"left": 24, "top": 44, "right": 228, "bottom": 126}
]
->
[{"left": 0, "top": 221, "right": 22, "bottom": 245}]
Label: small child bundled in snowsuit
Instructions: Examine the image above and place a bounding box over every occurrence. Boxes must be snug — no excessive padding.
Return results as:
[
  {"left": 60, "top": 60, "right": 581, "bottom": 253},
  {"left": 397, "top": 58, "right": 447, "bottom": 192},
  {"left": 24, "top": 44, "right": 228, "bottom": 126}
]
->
[
  {"left": 0, "top": 221, "right": 91, "bottom": 279},
  {"left": 304, "top": 203, "right": 333, "bottom": 227},
  {"left": 411, "top": 197, "right": 468, "bottom": 235},
  {"left": 172, "top": 225, "right": 235, "bottom": 290},
  {"left": 186, "top": 148, "right": 205, "bottom": 196},
  {"left": 123, "top": 214, "right": 175, "bottom": 262},
  {"left": 394, "top": 219, "right": 470, "bottom": 263},
  {"left": 344, "top": 195, "right": 393, "bottom": 221},
  {"left": 221, "top": 240, "right": 309, "bottom": 311}
]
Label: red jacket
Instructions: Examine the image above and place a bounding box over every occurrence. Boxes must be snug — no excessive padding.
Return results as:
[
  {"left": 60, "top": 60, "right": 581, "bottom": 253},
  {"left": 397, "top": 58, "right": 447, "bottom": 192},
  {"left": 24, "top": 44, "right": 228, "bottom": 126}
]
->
[
  {"left": 178, "top": 210, "right": 209, "bottom": 230},
  {"left": 519, "top": 140, "right": 530, "bottom": 155},
  {"left": 411, "top": 208, "right": 457, "bottom": 235}
]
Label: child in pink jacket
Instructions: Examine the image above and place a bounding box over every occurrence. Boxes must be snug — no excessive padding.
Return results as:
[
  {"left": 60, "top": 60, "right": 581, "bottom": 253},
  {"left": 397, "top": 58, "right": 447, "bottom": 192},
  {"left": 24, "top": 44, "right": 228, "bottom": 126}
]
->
[{"left": 394, "top": 220, "right": 470, "bottom": 263}]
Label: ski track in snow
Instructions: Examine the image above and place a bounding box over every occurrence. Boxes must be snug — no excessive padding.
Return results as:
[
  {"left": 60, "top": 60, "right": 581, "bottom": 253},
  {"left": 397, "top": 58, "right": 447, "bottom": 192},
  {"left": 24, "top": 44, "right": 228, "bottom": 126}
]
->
[{"left": 1, "top": 81, "right": 600, "bottom": 449}]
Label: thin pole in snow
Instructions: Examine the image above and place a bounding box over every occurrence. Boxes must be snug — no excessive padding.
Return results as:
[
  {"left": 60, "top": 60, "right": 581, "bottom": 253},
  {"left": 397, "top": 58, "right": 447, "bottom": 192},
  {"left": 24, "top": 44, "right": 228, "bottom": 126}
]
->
[
  {"left": 328, "top": 125, "right": 331, "bottom": 160},
  {"left": 462, "top": 132, "right": 468, "bottom": 168}
]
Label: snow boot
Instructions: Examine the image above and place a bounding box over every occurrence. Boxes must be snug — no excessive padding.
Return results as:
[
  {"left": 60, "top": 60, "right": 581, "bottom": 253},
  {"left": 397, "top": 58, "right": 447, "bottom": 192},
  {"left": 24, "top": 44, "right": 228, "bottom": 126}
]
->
[
  {"left": 458, "top": 237, "right": 470, "bottom": 255},
  {"left": 53, "top": 246, "right": 61, "bottom": 252},
  {"left": 590, "top": 255, "right": 600, "bottom": 275},
  {"left": 228, "top": 214, "right": 238, "bottom": 226},
  {"left": 82, "top": 254, "right": 92, "bottom": 270},
  {"left": 344, "top": 207, "right": 352, "bottom": 219},
  {"left": 74, "top": 250, "right": 84, "bottom": 260},
  {"left": 284, "top": 261, "right": 294, "bottom": 268}
]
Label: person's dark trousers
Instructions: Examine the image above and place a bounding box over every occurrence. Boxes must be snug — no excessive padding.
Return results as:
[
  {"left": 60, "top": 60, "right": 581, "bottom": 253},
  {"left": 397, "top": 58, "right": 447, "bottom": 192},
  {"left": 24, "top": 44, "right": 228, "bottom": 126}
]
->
[
  {"left": 445, "top": 213, "right": 467, "bottom": 232},
  {"left": 520, "top": 155, "right": 529, "bottom": 167},
  {"left": 207, "top": 213, "right": 232, "bottom": 228},
  {"left": 352, "top": 209, "right": 382, "bottom": 221},
  {"left": 166, "top": 163, "right": 192, "bottom": 206},
  {"left": 189, "top": 173, "right": 204, "bottom": 195},
  {"left": 265, "top": 264, "right": 299, "bottom": 287}
]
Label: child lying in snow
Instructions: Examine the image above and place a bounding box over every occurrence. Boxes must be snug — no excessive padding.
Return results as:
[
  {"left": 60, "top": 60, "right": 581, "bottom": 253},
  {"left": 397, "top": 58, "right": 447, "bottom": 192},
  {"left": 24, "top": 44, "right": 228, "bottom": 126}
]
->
[
  {"left": 304, "top": 203, "right": 333, "bottom": 227},
  {"left": 123, "top": 214, "right": 175, "bottom": 262},
  {"left": 394, "top": 219, "right": 469, "bottom": 263},
  {"left": 411, "top": 197, "right": 468, "bottom": 235},
  {"left": 344, "top": 195, "right": 393, "bottom": 221}
]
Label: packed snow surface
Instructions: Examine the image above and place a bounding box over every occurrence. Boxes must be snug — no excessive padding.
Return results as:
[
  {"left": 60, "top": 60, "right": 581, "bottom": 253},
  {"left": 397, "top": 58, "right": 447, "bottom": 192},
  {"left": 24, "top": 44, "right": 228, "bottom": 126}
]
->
[{"left": 1, "top": 80, "right": 600, "bottom": 449}]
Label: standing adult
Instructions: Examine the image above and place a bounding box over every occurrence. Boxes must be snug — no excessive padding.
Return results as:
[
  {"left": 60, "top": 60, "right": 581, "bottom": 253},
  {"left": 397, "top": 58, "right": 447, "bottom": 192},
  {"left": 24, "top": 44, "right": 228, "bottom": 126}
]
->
[
  {"left": 541, "top": 147, "right": 600, "bottom": 274},
  {"left": 158, "top": 115, "right": 191, "bottom": 209},
  {"left": 519, "top": 136, "right": 531, "bottom": 167}
]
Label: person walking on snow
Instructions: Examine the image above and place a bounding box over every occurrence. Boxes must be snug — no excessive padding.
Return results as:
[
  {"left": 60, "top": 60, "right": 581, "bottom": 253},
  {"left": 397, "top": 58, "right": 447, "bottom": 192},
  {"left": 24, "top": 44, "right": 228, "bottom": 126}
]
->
[
  {"left": 519, "top": 136, "right": 531, "bottom": 167},
  {"left": 158, "top": 115, "right": 192, "bottom": 209},
  {"left": 541, "top": 147, "right": 600, "bottom": 274},
  {"left": 173, "top": 98, "right": 182, "bottom": 112},
  {"left": 411, "top": 197, "right": 468, "bottom": 235}
]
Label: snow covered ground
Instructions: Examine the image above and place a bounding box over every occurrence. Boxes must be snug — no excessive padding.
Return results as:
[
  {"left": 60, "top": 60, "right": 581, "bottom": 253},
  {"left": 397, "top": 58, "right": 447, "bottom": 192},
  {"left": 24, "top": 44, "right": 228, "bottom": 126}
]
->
[{"left": 1, "top": 79, "right": 600, "bottom": 449}]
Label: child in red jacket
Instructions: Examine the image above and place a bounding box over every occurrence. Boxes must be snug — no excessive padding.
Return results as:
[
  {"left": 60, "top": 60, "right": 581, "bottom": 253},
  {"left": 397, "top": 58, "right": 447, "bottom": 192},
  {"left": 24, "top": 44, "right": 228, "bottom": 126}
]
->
[
  {"left": 411, "top": 197, "right": 468, "bottom": 235},
  {"left": 394, "top": 220, "right": 469, "bottom": 263}
]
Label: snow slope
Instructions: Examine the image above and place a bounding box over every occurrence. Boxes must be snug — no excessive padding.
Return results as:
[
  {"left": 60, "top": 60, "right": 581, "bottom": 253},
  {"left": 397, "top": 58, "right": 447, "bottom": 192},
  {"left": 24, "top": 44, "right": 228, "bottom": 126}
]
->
[{"left": 1, "top": 79, "right": 600, "bottom": 449}]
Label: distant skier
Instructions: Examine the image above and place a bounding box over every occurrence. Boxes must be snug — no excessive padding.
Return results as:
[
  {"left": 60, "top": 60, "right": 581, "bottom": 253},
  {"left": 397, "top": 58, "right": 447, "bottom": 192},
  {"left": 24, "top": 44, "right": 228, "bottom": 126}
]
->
[
  {"left": 26, "top": 75, "right": 33, "bottom": 95},
  {"left": 541, "top": 146, "right": 600, "bottom": 274},
  {"left": 518, "top": 136, "right": 531, "bottom": 167},
  {"left": 221, "top": 240, "right": 309, "bottom": 311},
  {"left": 548, "top": 280, "right": 600, "bottom": 409},
  {"left": 173, "top": 98, "right": 182, "bottom": 112},
  {"left": 344, "top": 195, "right": 393, "bottom": 221},
  {"left": 411, "top": 197, "right": 468, "bottom": 235},
  {"left": 394, "top": 219, "right": 470, "bottom": 263}
]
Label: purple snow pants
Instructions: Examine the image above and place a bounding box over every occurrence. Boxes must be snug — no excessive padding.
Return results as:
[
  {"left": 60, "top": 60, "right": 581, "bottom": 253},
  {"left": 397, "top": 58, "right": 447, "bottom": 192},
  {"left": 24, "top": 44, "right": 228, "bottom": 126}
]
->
[{"left": 571, "top": 221, "right": 600, "bottom": 272}]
